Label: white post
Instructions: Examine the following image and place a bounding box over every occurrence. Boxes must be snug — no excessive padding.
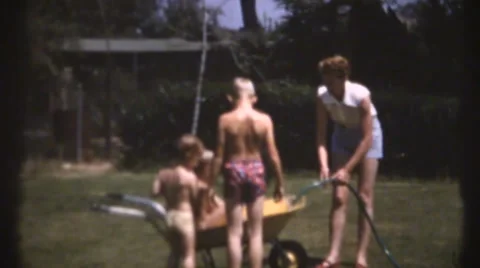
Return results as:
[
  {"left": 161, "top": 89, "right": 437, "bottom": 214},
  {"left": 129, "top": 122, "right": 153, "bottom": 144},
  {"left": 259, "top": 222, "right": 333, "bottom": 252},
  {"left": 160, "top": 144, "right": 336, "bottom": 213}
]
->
[
  {"left": 191, "top": 0, "right": 208, "bottom": 135},
  {"left": 76, "top": 84, "right": 83, "bottom": 163}
]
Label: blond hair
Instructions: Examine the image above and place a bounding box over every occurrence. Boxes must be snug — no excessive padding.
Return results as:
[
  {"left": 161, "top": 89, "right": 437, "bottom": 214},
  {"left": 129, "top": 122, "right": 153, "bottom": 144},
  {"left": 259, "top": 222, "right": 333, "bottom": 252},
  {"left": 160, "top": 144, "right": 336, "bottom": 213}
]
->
[
  {"left": 231, "top": 77, "right": 256, "bottom": 98},
  {"left": 175, "top": 134, "right": 205, "bottom": 160},
  {"left": 318, "top": 55, "right": 351, "bottom": 79}
]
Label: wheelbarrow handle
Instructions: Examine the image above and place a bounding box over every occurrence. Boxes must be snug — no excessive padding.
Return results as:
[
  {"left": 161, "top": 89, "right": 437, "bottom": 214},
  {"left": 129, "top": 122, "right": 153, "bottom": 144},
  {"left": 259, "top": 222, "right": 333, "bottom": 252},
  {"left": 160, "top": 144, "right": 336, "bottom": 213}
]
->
[
  {"left": 104, "top": 193, "right": 167, "bottom": 217},
  {"left": 90, "top": 203, "right": 147, "bottom": 218}
]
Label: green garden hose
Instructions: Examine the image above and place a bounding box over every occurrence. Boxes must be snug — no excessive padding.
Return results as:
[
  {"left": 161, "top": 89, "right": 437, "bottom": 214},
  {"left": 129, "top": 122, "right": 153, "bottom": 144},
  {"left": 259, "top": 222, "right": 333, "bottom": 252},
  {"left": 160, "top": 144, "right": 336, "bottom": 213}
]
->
[{"left": 293, "top": 178, "right": 402, "bottom": 268}]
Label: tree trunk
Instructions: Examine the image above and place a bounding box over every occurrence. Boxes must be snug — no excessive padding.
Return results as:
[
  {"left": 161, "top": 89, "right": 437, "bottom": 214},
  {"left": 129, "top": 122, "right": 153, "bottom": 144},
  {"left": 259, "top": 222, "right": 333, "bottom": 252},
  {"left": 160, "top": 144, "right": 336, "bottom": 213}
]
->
[{"left": 239, "top": 0, "right": 261, "bottom": 31}]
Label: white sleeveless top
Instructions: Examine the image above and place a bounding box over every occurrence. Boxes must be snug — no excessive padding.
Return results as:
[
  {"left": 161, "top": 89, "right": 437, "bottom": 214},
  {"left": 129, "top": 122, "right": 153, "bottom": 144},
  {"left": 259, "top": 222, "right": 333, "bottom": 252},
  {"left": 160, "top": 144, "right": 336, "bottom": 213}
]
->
[{"left": 317, "top": 81, "right": 377, "bottom": 128}]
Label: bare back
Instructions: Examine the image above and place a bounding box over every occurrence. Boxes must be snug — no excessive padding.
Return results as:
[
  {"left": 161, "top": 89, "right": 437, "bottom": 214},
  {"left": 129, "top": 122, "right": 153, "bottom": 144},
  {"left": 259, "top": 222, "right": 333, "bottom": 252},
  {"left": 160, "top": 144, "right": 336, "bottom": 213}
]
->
[
  {"left": 156, "top": 167, "right": 197, "bottom": 212},
  {"left": 222, "top": 109, "right": 269, "bottom": 161}
]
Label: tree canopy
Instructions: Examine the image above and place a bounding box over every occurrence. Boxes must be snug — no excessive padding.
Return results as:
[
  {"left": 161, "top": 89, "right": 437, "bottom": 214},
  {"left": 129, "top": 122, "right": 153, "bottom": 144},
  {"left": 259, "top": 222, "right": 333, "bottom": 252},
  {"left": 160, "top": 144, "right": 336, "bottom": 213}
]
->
[{"left": 29, "top": 0, "right": 464, "bottom": 95}]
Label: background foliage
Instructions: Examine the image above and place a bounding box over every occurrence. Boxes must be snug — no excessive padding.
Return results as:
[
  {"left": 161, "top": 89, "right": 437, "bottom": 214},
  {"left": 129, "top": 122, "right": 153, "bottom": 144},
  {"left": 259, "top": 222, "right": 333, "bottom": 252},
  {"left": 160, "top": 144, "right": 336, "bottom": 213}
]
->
[{"left": 27, "top": 0, "right": 464, "bottom": 179}]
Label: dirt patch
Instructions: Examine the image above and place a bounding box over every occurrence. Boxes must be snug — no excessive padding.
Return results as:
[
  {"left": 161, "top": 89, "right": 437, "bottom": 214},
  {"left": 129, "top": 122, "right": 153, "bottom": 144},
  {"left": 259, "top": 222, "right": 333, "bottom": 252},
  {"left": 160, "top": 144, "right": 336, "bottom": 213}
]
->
[
  {"left": 57, "top": 162, "right": 115, "bottom": 177},
  {"left": 22, "top": 159, "right": 117, "bottom": 180}
]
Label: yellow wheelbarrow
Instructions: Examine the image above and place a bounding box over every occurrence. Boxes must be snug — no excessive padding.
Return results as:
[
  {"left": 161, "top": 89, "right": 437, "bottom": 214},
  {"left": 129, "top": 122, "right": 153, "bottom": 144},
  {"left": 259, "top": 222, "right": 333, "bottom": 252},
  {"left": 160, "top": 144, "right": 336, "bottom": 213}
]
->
[{"left": 91, "top": 193, "right": 308, "bottom": 268}]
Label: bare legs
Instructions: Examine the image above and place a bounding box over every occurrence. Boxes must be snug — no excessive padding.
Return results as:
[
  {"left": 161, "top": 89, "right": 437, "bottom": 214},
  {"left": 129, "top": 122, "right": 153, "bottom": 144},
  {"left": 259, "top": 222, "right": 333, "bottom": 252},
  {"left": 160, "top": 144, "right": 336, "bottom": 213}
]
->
[
  {"left": 321, "top": 154, "right": 379, "bottom": 267},
  {"left": 226, "top": 196, "right": 264, "bottom": 268},
  {"left": 181, "top": 223, "right": 196, "bottom": 268},
  {"left": 246, "top": 196, "right": 264, "bottom": 268},
  {"left": 167, "top": 228, "right": 195, "bottom": 268},
  {"left": 226, "top": 198, "right": 243, "bottom": 268},
  {"left": 355, "top": 158, "right": 378, "bottom": 267},
  {"left": 321, "top": 153, "right": 350, "bottom": 266}
]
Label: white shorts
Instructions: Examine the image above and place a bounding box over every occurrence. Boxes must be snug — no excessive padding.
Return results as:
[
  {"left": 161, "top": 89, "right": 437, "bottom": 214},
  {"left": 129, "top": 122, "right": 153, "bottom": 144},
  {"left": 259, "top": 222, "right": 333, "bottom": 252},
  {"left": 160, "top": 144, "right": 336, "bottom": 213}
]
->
[{"left": 331, "top": 116, "right": 383, "bottom": 159}]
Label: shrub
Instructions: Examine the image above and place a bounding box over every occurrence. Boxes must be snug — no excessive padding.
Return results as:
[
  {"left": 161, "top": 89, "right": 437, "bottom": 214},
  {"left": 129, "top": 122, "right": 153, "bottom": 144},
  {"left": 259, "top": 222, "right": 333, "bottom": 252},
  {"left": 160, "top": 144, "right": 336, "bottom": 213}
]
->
[{"left": 116, "top": 81, "right": 459, "bottom": 179}]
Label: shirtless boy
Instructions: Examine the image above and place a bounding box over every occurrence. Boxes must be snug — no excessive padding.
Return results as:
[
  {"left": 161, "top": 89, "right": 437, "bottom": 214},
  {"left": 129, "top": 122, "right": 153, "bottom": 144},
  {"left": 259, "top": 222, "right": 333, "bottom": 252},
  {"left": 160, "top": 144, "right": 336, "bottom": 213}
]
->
[
  {"left": 151, "top": 134, "right": 205, "bottom": 268},
  {"left": 210, "top": 77, "right": 285, "bottom": 268}
]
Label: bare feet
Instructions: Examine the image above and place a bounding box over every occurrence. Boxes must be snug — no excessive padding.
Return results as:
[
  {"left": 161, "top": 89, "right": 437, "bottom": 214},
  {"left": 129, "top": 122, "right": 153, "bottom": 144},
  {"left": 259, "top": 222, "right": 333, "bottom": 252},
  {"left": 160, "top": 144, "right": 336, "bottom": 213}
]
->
[{"left": 315, "top": 259, "right": 340, "bottom": 268}]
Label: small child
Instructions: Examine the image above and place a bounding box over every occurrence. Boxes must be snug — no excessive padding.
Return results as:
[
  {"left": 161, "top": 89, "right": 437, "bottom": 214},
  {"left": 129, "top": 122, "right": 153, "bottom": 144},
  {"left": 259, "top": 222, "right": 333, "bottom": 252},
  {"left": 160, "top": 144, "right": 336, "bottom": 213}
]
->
[
  {"left": 194, "top": 150, "right": 226, "bottom": 230},
  {"left": 151, "top": 134, "right": 206, "bottom": 268}
]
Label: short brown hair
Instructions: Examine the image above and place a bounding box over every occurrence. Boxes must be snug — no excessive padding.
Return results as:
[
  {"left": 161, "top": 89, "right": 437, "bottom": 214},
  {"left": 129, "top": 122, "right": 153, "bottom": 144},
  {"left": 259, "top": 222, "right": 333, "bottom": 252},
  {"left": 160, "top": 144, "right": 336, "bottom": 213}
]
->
[
  {"left": 318, "top": 55, "right": 350, "bottom": 79},
  {"left": 231, "top": 77, "right": 256, "bottom": 98},
  {"left": 175, "top": 134, "right": 204, "bottom": 160}
]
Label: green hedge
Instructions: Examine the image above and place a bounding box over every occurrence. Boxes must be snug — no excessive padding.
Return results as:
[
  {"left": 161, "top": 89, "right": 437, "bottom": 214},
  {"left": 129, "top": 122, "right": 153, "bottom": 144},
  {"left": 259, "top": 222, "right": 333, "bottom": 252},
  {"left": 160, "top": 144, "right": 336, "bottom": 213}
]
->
[{"left": 117, "top": 81, "right": 460, "bottom": 179}]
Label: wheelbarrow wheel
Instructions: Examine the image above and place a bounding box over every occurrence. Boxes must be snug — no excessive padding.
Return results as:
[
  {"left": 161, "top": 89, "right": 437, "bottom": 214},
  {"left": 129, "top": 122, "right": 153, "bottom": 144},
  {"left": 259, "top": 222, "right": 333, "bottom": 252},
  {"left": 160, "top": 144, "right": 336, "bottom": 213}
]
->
[{"left": 268, "top": 240, "right": 308, "bottom": 268}]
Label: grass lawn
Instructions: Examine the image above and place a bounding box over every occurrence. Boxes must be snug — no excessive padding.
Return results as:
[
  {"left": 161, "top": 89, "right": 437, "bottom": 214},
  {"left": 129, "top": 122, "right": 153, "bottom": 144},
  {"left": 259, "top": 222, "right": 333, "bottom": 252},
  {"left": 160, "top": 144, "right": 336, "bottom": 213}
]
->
[{"left": 21, "top": 172, "right": 461, "bottom": 268}]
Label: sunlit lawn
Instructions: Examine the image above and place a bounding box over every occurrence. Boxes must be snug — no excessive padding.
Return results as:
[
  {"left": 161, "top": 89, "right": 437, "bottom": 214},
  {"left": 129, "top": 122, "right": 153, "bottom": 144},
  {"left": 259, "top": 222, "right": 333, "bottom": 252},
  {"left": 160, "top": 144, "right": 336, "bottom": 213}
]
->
[{"left": 21, "top": 172, "right": 461, "bottom": 267}]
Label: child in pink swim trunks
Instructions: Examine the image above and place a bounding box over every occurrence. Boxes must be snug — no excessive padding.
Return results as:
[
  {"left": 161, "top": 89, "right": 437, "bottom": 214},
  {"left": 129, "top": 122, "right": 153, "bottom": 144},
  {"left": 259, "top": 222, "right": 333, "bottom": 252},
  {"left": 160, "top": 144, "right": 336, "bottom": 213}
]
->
[
  {"left": 222, "top": 160, "right": 267, "bottom": 204},
  {"left": 210, "top": 77, "right": 286, "bottom": 268}
]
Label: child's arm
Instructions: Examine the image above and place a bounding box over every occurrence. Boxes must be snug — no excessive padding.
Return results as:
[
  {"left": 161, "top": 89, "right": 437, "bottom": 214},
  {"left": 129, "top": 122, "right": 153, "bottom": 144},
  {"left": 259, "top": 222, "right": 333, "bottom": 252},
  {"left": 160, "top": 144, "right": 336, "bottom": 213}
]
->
[
  {"left": 151, "top": 172, "right": 162, "bottom": 197},
  {"left": 190, "top": 175, "right": 212, "bottom": 230},
  {"left": 192, "top": 180, "right": 207, "bottom": 222},
  {"left": 265, "top": 115, "right": 285, "bottom": 188},
  {"left": 210, "top": 115, "right": 226, "bottom": 186}
]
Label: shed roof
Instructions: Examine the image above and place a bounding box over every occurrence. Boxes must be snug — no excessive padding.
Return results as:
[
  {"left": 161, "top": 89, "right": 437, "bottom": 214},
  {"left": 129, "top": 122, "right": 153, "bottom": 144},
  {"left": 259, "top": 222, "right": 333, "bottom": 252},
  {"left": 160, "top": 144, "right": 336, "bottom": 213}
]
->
[{"left": 59, "top": 38, "right": 233, "bottom": 53}]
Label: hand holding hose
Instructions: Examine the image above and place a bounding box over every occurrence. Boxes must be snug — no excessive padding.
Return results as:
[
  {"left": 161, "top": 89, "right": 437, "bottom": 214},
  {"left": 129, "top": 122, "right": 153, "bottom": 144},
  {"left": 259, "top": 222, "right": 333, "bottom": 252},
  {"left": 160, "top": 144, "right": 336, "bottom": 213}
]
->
[
  {"left": 331, "top": 168, "right": 351, "bottom": 183},
  {"left": 319, "top": 167, "right": 330, "bottom": 181}
]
